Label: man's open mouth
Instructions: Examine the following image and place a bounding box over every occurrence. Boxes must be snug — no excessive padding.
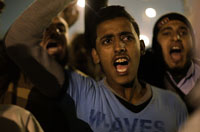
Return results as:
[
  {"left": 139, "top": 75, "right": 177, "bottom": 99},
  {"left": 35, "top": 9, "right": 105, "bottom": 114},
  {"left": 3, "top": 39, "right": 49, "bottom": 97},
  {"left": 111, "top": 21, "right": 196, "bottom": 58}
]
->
[
  {"left": 169, "top": 46, "right": 183, "bottom": 62},
  {"left": 113, "top": 57, "right": 129, "bottom": 73},
  {"left": 170, "top": 46, "right": 182, "bottom": 54},
  {"left": 46, "top": 41, "right": 62, "bottom": 55},
  {"left": 46, "top": 41, "right": 58, "bottom": 49}
]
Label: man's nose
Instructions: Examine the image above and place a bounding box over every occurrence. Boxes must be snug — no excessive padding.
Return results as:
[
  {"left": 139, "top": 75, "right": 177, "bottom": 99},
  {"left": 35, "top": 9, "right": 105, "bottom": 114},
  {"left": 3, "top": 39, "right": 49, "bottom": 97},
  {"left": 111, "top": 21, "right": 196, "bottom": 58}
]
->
[
  {"left": 114, "top": 39, "right": 126, "bottom": 53},
  {"left": 172, "top": 32, "right": 181, "bottom": 41}
]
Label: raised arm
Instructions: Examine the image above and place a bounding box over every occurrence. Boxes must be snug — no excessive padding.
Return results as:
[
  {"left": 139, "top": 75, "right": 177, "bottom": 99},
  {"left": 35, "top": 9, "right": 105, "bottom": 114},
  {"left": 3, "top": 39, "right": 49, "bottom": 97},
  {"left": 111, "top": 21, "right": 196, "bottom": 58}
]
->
[{"left": 5, "top": 0, "right": 75, "bottom": 98}]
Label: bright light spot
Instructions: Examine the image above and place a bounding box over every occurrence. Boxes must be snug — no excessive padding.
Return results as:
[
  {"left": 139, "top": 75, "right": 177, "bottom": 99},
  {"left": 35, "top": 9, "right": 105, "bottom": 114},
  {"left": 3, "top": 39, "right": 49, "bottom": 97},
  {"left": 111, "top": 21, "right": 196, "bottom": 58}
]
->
[
  {"left": 145, "top": 8, "right": 156, "bottom": 18},
  {"left": 140, "top": 35, "right": 150, "bottom": 47},
  {"left": 77, "top": 0, "right": 85, "bottom": 8}
]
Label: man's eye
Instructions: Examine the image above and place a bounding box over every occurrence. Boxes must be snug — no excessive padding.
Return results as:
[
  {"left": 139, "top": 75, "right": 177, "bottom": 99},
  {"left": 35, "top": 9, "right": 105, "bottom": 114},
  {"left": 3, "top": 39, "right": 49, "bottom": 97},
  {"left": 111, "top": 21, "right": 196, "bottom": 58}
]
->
[
  {"left": 122, "top": 35, "right": 133, "bottom": 41},
  {"left": 179, "top": 30, "right": 188, "bottom": 36},
  {"left": 56, "top": 23, "right": 66, "bottom": 33},
  {"left": 102, "top": 39, "right": 112, "bottom": 45},
  {"left": 162, "top": 31, "right": 172, "bottom": 36},
  {"left": 57, "top": 26, "right": 66, "bottom": 33}
]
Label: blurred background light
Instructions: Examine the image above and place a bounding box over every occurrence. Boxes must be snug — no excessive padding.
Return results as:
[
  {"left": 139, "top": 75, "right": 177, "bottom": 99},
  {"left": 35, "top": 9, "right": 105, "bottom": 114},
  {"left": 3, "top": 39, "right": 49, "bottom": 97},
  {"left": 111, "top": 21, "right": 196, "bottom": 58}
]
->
[
  {"left": 145, "top": 8, "right": 156, "bottom": 18},
  {"left": 77, "top": 0, "right": 85, "bottom": 8}
]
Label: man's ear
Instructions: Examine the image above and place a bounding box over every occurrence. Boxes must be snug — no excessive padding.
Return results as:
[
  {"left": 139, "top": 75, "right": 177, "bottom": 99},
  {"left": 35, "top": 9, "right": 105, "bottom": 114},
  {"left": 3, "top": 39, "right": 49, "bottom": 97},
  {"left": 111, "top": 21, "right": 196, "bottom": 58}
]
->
[
  {"left": 91, "top": 48, "right": 100, "bottom": 64},
  {"left": 140, "top": 40, "right": 146, "bottom": 55}
]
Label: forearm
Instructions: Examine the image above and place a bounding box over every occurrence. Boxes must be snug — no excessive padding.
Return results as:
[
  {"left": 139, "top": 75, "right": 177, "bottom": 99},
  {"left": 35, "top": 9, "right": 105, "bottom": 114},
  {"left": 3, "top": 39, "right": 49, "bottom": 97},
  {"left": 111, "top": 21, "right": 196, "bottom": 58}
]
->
[{"left": 5, "top": 0, "right": 74, "bottom": 97}]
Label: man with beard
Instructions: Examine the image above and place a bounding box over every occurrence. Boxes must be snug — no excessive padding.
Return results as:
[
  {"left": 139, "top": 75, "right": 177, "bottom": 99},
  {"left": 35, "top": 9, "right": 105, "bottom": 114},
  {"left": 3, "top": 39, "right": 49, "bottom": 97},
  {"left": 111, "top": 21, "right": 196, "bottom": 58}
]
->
[
  {"left": 139, "top": 13, "right": 200, "bottom": 113},
  {"left": 5, "top": 0, "right": 188, "bottom": 131}
]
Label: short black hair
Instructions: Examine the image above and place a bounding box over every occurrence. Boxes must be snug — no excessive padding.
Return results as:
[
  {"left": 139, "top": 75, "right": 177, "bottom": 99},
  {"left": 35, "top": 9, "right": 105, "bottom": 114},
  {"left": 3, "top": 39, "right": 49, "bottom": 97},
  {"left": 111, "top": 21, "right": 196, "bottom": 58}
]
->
[{"left": 90, "top": 5, "right": 140, "bottom": 48}]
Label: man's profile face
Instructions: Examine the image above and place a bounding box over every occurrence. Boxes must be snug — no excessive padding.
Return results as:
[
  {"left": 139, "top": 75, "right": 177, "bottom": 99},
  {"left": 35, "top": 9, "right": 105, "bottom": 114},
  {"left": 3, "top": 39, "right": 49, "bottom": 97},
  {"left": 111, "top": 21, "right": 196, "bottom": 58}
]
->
[
  {"left": 92, "top": 17, "right": 144, "bottom": 87},
  {"left": 40, "top": 17, "right": 69, "bottom": 65},
  {"left": 157, "top": 20, "right": 193, "bottom": 70}
]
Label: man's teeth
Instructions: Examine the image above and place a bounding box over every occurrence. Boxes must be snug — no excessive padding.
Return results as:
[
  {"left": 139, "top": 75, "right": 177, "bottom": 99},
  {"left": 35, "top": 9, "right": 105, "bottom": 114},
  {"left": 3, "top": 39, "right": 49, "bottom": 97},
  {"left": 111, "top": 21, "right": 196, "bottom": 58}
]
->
[
  {"left": 170, "top": 46, "right": 182, "bottom": 54},
  {"left": 172, "top": 46, "right": 180, "bottom": 50},
  {"left": 114, "top": 58, "right": 128, "bottom": 67},
  {"left": 115, "top": 58, "right": 127, "bottom": 63}
]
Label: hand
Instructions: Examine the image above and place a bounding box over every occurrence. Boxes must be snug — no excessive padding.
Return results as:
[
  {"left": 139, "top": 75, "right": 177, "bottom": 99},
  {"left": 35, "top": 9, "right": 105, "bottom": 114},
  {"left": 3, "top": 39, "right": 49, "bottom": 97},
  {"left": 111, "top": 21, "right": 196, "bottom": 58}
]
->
[{"left": 60, "top": 0, "right": 79, "bottom": 27}]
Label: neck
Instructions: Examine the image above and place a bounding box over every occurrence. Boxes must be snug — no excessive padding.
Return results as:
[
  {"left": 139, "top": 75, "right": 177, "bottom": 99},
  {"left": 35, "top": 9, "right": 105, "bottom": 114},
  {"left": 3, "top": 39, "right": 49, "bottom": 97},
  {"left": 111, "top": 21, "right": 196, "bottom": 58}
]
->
[{"left": 106, "top": 78, "right": 151, "bottom": 105}]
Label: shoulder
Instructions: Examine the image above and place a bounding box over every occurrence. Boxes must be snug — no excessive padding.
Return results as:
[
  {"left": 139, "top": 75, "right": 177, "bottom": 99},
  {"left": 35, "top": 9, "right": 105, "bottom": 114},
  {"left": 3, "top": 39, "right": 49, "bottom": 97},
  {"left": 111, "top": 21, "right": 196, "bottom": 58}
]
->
[
  {"left": 0, "top": 104, "right": 43, "bottom": 131},
  {"left": 0, "top": 104, "right": 29, "bottom": 112},
  {"left": 0, "top": 105, "right": 32, "bottom": 126},
  {"left": 0, "top": 104, "right": 31, "bottom": 117},
  {"left": 152, "top": 86, "right": 186, "bottom": 107},
  {"left": 66, "top": 68, "right": 96, "bottom": 84},
  {"left": 150, "top": 85, "right": 188, "bottom": 127},
  {"left": 152, "top": 85, "right": 179, "bottom": 99},
  {"left": 66, "top": 68, "right": 99, "bottom": 95}
]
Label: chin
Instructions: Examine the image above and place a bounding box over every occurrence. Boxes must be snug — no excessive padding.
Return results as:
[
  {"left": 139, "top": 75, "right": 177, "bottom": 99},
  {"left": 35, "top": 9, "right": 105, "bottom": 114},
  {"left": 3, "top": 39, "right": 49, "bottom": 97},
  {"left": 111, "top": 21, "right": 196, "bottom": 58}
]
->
[
  {"left": 115, "top": 76, "right": 135, "bottom": 86},
  {"left": 167, "top": 64, "right": 186, "bottom": 73},
  {"left": 169, "top": 62, "right": 186, "bottom": 69}
]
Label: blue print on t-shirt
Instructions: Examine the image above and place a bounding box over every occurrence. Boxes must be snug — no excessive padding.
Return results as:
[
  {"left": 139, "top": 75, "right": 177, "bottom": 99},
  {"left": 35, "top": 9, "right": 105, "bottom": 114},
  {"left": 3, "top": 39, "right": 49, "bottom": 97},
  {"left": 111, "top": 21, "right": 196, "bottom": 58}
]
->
[{"left": 89, "top": 109, "right": 165, "bottom": 132}]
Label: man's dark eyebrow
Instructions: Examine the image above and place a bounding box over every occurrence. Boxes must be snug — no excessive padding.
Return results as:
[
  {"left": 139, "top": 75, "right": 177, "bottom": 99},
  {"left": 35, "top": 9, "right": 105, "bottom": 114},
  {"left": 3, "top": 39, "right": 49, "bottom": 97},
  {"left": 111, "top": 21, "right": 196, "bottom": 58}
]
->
[
  {"left": 99, "top": 32, "right": 133, "bottom": 41},
  {"left": 179, "top": 26, "right": 188, "bottom": 30},
  {"left": 100, "top": 34, "right": 113, "bottom": 41},
  {"left": 160, "top": 27, "right": 172, "bottom": 32},
  {"left": 119, "top": 31, "right": 133, "bottom": 36},
  {"left": 57, "top": 23, "right": 65, "bottom": 27},
  {"left": 160, "top": 26, "right": 188, "bottom": 32}
]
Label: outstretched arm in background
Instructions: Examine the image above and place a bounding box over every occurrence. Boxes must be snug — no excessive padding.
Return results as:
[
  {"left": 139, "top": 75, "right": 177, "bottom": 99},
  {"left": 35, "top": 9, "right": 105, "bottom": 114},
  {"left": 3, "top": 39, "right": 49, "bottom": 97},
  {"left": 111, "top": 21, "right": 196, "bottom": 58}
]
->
[{"left": 5, "top": 0, "right": 75, "bottom": 98}]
